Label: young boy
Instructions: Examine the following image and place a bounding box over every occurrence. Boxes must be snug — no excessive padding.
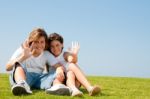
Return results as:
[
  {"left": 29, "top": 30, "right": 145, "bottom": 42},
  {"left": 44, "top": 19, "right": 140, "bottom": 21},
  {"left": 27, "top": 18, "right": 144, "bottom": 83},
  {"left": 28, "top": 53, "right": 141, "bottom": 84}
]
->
[
  {"left": 6, "top": 28, "right": 70, "bottom": 96},
  {"left": 46, "top": 33, "right": 101, "bottom": 96}
]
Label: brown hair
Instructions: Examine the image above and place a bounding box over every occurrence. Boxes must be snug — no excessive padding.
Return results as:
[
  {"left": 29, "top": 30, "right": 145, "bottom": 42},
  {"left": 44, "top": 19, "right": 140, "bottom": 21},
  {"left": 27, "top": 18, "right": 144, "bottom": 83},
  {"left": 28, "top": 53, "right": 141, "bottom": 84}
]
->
[
  {"left": 48, "top": 33, "right": 64, "bottom": 52},
  {"left": 28, "top": 28, "right": 48, "bottom": 50}
]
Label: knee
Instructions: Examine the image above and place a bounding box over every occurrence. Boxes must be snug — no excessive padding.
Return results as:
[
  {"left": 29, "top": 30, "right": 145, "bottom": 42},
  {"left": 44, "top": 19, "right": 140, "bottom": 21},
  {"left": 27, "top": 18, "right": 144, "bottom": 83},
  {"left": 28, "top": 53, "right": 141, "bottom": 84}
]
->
[
  {"left": 15, "top": 63, "right": 23, "bottom": 70},
  {"left": 67, "top": 71, "right": 75, "bottom": 78},
  {"left": 68, "top": 63, "right": 76, "bottom": 70},
  {"left": 14, "top": 64, "right": 25, "bottom": 75},
  {"left": 15, "top": 65, "right": 24, "bottom": 72}
]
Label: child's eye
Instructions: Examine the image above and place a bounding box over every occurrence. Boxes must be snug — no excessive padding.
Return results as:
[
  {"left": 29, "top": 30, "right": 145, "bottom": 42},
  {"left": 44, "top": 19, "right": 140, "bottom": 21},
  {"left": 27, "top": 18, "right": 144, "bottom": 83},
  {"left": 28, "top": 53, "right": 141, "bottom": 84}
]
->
[
  {"left": 56, "top": 44, "right": 61, "bottom": 47},
  {"left": 34, "top": 41, "right": 39, "bottom": 44}
]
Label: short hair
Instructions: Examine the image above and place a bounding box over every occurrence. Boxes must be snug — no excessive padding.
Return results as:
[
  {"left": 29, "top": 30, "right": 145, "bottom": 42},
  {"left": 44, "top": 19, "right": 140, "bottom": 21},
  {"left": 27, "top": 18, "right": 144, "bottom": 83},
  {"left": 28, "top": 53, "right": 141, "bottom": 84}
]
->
[{"left": 28, "top": 28, "right": 48, "bottom": 49}]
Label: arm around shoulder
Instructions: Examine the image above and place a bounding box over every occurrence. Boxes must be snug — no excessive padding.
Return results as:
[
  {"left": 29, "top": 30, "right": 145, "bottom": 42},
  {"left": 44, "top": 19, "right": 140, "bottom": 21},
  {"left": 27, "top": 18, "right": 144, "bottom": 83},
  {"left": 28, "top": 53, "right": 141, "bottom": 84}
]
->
[{"left": 6, "top": 54, "right": 26, "bottom": 71}]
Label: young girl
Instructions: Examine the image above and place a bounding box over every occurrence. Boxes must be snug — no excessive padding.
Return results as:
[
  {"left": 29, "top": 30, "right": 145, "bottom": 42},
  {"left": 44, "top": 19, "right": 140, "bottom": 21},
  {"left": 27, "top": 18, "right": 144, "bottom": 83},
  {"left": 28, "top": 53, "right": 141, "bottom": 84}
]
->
[
  {"left": 47, "top": 33, "right": 101, "bottom": 96},
  {"left": 6, "top": 28, "right": 70, "bottom": 96}
]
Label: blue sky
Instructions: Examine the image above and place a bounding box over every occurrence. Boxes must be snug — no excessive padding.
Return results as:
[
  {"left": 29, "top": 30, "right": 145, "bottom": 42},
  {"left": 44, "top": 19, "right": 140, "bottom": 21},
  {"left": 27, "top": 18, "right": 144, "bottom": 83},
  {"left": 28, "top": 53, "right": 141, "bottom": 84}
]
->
[{"left": 0, "top": 0, "right": 150, "bottom": 78}]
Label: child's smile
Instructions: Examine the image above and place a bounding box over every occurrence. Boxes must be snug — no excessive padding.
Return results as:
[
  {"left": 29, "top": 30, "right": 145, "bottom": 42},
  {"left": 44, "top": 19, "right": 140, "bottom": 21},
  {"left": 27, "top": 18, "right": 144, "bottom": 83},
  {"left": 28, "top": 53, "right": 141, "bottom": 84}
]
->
[{"left": 50, "top": 40, "right": 63, "bottom": 57}]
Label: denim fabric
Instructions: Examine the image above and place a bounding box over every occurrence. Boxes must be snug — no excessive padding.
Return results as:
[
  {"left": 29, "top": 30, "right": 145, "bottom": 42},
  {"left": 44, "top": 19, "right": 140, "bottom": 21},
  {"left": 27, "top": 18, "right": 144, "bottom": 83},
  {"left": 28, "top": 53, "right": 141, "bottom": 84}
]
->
[{"left": 9, "top": 63, "right": 56, "bottom": 90}]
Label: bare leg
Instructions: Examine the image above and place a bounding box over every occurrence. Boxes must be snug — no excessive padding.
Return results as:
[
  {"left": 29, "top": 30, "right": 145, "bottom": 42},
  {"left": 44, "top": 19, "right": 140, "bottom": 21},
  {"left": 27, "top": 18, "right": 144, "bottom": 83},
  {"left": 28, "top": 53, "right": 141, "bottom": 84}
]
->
[
  {"left": 66, "top": 71, "right": 83, "bottom": 96},
  {"left": 68, "top": 63, "right": 92, "bottom": 91},
  {"left": 46, "top": 72, "right": 71, "bottom": 96},
  {"left": 66, "top": 71, "right": 76, "bottom": 88},
  {"left": 68, "top": 63, "right": 101, "bottom": 96},
  {"left": 52, "top": 79, "right": 63, "bottom": 85},
  {"left": 52, "top": 72, "right": 65, "bottom": 85},
  {"left": 14, "top": 65, "right": 26, "bottom": 83},
  {"left": 12, "top": 65, "right": 33, "bottom": 95},
  {"left": 66, "top": 70, "right": 81, "bottom": 88},
  {"left": 75, "top": 79, "right": 81, "bottom": 89}
]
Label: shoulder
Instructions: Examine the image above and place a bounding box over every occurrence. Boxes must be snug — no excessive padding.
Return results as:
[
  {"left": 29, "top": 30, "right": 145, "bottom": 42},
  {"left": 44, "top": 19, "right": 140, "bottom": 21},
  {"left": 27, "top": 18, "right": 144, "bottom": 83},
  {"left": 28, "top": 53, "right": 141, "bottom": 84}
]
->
[
  {"left": 43, "top": 50, "right": 52, "bottom": 55},
  {"left": 43, "top": 50, "right": 55, "bottom": 58}
]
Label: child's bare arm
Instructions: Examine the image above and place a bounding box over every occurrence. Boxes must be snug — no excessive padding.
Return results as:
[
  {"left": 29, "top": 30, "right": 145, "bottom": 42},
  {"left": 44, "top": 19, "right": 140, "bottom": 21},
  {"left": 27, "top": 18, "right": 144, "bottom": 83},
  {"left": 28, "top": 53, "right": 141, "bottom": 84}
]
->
[
  {"left": 6, "top": 42, "right": 32, "bottom": 71},
  {"left": 6, "top": 54, "right": 26, "bottom": 71}
]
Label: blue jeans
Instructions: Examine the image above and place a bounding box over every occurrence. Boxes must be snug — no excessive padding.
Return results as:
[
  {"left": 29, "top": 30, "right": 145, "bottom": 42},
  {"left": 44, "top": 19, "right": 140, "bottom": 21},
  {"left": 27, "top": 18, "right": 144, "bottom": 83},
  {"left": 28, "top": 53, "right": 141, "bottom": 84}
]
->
[{"left": 9, "top": 63, "right": 56, "bottom": 90}]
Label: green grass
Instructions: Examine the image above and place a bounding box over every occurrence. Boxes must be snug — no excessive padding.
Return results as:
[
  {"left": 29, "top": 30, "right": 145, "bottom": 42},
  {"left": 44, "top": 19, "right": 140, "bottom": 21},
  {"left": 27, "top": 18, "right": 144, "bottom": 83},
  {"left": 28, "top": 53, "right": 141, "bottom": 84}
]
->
[{"left": 0, "top": 73, "right": 150, "bottom": 99}]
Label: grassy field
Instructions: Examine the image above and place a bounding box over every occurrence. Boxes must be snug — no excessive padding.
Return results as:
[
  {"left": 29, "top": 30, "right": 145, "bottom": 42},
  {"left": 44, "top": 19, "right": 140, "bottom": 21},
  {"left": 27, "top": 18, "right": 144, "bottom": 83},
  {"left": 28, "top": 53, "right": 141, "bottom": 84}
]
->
[{"left": 0, "top": 73, "right": 150, "bottom": 99}]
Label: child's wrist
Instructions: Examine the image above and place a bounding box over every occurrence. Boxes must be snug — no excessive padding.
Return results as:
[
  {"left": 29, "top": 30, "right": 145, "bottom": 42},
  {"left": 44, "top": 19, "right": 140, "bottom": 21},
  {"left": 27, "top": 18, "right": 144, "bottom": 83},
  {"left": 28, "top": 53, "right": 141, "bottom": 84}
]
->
[{"left": 68, "top": 55, "right": 73, "bottom": 62}]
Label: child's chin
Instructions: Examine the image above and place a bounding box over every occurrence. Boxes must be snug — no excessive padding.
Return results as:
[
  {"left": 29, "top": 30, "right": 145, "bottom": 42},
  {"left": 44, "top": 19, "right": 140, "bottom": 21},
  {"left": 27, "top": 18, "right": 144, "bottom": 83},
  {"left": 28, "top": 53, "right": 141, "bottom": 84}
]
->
[
  {"left": 54, "top": 54, "right": 59, "bottom": 57},
  {"left": 36, "top": 50, "right": 43, "bottom": 54}
]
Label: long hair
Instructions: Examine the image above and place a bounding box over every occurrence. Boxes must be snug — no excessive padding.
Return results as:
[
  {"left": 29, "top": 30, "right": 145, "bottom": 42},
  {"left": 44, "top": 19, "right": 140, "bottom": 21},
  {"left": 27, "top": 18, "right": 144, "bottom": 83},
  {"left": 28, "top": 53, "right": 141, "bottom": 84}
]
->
[{"left": 48, "top": 33, "right": 64, "bottom": 52}]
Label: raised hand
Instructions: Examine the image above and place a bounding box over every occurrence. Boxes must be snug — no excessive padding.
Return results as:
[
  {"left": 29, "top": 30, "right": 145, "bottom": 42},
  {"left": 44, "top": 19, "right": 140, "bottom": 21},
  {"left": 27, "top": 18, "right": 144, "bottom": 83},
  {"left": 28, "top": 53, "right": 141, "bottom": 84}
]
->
[
  {"left": 21, "top": 40, "right": 32, "bottom": 59},
  {"left": 68, "top": 41, "right": 80, "bottom": 55},
  {"left": 22, "top": 39, "right": 30, "bottom": 48}
]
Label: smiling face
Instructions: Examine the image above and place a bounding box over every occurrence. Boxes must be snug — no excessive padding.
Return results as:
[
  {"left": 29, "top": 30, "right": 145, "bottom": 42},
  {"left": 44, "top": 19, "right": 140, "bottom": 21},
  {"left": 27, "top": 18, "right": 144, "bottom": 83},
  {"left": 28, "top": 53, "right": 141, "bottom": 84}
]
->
[
  {"left": 31, "top": 36, "right": 46, "bottom": 56},
  {"left": 28, "top": 28, "right": 48, "bottom": 56},
  {"left": 49, "top": 40, "right": 63, "bottom": 57}
]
